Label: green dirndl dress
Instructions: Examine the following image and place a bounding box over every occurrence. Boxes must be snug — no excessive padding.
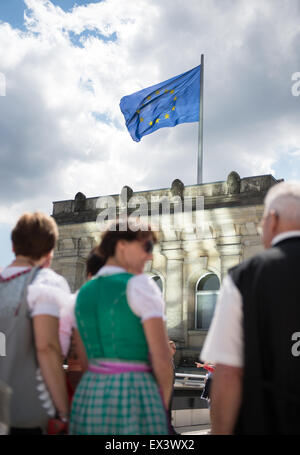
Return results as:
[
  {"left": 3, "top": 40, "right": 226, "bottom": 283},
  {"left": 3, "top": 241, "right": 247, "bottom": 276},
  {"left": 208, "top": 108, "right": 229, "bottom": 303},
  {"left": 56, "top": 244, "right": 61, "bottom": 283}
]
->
[{"left": 69, "top": 272, "right": 169, "bottom": 435}]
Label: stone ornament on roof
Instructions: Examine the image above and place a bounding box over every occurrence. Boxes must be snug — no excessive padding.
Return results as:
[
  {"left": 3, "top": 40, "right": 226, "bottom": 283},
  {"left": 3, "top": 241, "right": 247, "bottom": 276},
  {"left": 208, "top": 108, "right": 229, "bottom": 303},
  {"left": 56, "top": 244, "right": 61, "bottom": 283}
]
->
[
  {"left": 171, "top": 179, "right": 184, "bottom": 200},
  {"left": 227, "top": 172, "right": 241, "bottom": 195},
  {"left": 74, "top": 192, "right": 86, "bottom": 211},
  {"left": 120, "top": 186, "right": 133, "bottom": 206}
]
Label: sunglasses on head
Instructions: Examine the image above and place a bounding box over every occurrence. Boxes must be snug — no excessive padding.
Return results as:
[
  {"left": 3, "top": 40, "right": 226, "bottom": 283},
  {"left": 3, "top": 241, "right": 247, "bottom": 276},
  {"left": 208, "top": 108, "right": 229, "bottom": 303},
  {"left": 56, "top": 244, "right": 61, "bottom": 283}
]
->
[{"left": 143, "top": 240, "right": 154, "bottom": 254}]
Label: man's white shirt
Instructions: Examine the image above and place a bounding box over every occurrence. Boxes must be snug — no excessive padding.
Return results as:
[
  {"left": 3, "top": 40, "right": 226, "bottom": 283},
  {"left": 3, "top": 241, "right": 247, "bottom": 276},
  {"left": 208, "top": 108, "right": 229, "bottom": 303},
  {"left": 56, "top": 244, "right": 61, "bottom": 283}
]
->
[{"left": 200, "top": 231, "right": 300, "bottom": 368}]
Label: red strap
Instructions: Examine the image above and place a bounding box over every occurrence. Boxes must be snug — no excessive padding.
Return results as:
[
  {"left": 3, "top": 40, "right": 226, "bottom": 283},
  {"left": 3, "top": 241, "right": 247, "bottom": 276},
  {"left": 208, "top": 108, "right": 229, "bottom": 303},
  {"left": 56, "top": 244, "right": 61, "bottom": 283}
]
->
[{"left": 0, "top": 268, "right": 31, "bottom": 283}]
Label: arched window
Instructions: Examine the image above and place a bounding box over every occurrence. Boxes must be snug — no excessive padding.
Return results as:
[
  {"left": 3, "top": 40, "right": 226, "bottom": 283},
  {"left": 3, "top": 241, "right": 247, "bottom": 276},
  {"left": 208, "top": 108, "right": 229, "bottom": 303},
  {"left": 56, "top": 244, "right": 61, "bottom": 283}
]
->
[
  {"left": 151, "top": 275, "right": 163, "bottom": 293},
  {"left": 195, "top": 273, "right": 220, "bottom": 330}
]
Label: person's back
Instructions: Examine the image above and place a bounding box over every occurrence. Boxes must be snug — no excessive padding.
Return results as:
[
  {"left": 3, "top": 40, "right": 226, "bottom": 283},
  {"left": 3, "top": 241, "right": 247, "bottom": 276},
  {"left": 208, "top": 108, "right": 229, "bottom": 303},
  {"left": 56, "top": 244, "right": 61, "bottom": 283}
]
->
[
  {"left": 75, "top": 273, "right": 149, "bottom": 363},
  {"left": 0, "top": 268, "right": 55, "bottom": 429},
  {"left": 201, "top": 181, "right": 300, "bottom": 435},
  {"left": 230, "top": 237, "right": 300, "bottom": 434},
  {"left": 0, "top": 212, "right": 70, "bottom": 434}
]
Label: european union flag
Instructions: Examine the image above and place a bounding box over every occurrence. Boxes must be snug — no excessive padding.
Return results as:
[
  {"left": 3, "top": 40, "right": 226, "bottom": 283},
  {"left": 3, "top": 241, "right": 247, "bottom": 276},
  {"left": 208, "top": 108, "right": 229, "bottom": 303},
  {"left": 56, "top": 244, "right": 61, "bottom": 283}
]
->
[{"left": 120, "top": 65, "right": 201, "bottom": 142}]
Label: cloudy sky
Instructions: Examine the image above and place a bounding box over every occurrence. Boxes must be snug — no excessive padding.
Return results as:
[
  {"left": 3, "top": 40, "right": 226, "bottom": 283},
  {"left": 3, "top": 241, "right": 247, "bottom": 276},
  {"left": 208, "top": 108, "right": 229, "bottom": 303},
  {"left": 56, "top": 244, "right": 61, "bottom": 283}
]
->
[{"left": 0, "top": 0, "right": 299, "bottom": 266}]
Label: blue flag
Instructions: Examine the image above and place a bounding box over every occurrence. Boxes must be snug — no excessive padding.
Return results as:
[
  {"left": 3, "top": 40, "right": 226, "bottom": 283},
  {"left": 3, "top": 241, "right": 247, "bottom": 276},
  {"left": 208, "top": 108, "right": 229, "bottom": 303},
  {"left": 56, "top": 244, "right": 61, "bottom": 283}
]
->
[{"left": 120, "top": 65, "right": 201, "bottom": 142}]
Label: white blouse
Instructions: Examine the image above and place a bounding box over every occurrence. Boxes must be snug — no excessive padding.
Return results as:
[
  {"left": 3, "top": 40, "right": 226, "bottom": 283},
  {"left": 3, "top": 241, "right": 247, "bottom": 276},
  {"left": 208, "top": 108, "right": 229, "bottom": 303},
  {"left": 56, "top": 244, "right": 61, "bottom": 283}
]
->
[
  {"left": 201, "top": 231, "right": 300, "bottom": 369},
  {"left": 0, "top": 266, "right": 71, "bottom": 318},
  {"left": 95, "top": 265, "right": 166, "bottom": 322}
]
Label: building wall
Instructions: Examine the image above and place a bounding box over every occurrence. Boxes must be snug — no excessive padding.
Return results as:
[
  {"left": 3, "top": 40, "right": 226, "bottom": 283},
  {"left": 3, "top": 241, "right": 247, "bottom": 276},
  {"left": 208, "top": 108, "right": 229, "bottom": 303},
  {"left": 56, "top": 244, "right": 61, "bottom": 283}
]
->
[{"left": 51, "top": 173, "right": 280, "bottom": 363}]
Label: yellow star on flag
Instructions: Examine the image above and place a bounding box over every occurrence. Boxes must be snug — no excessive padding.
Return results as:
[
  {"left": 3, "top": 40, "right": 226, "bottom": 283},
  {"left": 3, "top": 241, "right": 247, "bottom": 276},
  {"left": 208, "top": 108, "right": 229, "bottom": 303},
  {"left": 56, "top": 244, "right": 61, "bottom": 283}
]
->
[
  {"left": 155, "top": 118, "right": 160, "bottom": 123},
  {"left": 155, "top": 90, "right": 160, "bottom": 95},
  {"left": 140, "top": 117, "right": 144, "bottom": 122},
  {"left": 173, "top": 96, "right": 177, "bottom": 101},
  {"left": 165, "top": 113, "right": 169, "bottom": 119},
  {"left": 149, "top": 121, "right": 153, "bottom": 126},
  {"left": 137, "top": 110, "right": 140, "bottom": 114},
  {"left": 170, "top": 89, "right": 174, "bottom": 94},
  {"left": 146, "top": 96, "right": 151, "bottom": 101},
  {"left": 172, "top": 106, "right": 175, "bottom": 111}
]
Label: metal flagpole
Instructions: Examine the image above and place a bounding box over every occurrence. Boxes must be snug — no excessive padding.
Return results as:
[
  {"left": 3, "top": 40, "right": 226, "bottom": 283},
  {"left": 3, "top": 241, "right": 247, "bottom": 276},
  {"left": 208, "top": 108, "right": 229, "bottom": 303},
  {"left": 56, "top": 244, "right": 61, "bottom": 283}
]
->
[{"left": 197, "top": 54, "right": 204, "bottom": 184}]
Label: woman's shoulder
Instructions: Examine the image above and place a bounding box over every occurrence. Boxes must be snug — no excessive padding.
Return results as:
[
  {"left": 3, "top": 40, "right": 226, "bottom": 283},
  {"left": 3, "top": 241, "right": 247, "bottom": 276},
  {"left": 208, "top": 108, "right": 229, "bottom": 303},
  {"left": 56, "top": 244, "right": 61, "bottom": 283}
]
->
[
  {"left": 95, "top": 272, "right": 134, "bottom": 288},
  {"left": 126, "top": 274, "right": 165, "bottom": 322},
  {"left": 27, "top": 268, "right": 71, "bottom": 318},
  {"left": 33, "top": 267, "right": 70, "bottom": 292},
  {"left": 76, "top": 276, "right": 101, "bottom": 300},
  {"left": 128, "top": 273, "right": 161, "bottom": 294}
]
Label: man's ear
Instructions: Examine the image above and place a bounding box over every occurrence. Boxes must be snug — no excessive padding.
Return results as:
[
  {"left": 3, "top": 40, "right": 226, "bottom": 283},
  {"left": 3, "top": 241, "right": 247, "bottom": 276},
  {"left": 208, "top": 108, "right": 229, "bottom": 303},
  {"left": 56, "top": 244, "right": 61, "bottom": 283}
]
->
[{"left": 269, "top": 210, "right": 279, "bottom": 236}]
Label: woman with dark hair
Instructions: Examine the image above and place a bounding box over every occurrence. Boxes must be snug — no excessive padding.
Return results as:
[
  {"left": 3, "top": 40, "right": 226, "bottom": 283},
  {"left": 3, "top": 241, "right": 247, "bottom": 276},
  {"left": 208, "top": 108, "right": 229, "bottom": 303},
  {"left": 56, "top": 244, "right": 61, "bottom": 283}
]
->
[
  {"left": 0, "top": 212, "right": 70, "bottom": 434},
  {"left": 69, "top": 223, "right": 173, "bottom": 435}
]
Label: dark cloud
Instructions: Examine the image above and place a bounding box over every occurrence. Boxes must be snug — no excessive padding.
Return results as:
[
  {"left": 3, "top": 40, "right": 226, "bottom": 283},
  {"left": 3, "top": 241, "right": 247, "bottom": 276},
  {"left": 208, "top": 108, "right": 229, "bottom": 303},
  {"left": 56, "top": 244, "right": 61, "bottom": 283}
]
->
[
  {"left": 0, "top": 78, "right": 70, "bottom": 202},
  {"left": 0, "top": 54, "right": 110, "bottom": 204}
]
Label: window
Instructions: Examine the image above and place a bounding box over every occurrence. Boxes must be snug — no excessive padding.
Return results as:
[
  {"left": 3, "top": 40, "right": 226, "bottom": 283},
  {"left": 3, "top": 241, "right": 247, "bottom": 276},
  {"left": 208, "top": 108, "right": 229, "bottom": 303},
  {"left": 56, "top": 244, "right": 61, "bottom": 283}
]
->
[
  {"left": 151, "top": 275, "right": 163, "bottom": 293},
  {"left": 195, "top": 273, "right": 220, "bottom": 330}
]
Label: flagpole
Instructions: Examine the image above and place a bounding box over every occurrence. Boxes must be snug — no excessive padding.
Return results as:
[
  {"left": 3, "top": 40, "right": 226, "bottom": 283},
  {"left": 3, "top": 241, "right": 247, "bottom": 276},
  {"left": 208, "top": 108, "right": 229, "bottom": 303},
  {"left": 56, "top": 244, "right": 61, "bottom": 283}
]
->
[{"left": 197, "top": 54, "right": 204, "bottom": 184}]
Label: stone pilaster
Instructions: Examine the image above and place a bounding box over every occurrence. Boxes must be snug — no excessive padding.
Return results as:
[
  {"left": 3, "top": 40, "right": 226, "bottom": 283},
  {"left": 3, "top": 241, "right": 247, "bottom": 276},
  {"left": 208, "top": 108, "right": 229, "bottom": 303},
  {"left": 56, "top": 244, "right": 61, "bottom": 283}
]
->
[
  {"left": 52, "top": 237, "right": 86, "bottom": 292},
  {"left": 53, "top": 256, "right": 86, "bottom": 292},
  {"left": 161, "top": 242, "right": 184, "bottom": 342},
  {"left": 217, "top": 242, "right": 243, "bottom": 279},
  {"left": 241, "top": 221, "right": 263, "bottom": 260}
]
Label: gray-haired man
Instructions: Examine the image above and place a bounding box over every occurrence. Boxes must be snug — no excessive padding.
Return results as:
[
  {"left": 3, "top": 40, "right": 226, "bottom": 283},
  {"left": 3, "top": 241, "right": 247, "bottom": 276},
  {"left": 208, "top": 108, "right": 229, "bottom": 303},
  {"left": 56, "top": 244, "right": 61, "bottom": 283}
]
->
[{"left": 201, "top": 181, "right": 300, "bottom": 434}]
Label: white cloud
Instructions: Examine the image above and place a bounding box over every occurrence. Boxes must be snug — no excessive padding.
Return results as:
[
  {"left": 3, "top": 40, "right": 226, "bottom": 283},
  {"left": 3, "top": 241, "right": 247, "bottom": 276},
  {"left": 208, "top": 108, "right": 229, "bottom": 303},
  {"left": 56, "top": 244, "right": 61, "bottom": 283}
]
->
[{"left": 0, "top": 0, "right": 299, "bottom": 233}]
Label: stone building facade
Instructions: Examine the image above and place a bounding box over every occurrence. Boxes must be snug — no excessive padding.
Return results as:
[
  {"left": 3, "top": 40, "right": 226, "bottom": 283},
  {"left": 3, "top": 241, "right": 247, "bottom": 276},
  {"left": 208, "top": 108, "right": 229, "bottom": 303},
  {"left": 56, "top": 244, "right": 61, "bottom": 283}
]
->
[{"left": 51, "top": 172, "right": 281, "bottom": 363}]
